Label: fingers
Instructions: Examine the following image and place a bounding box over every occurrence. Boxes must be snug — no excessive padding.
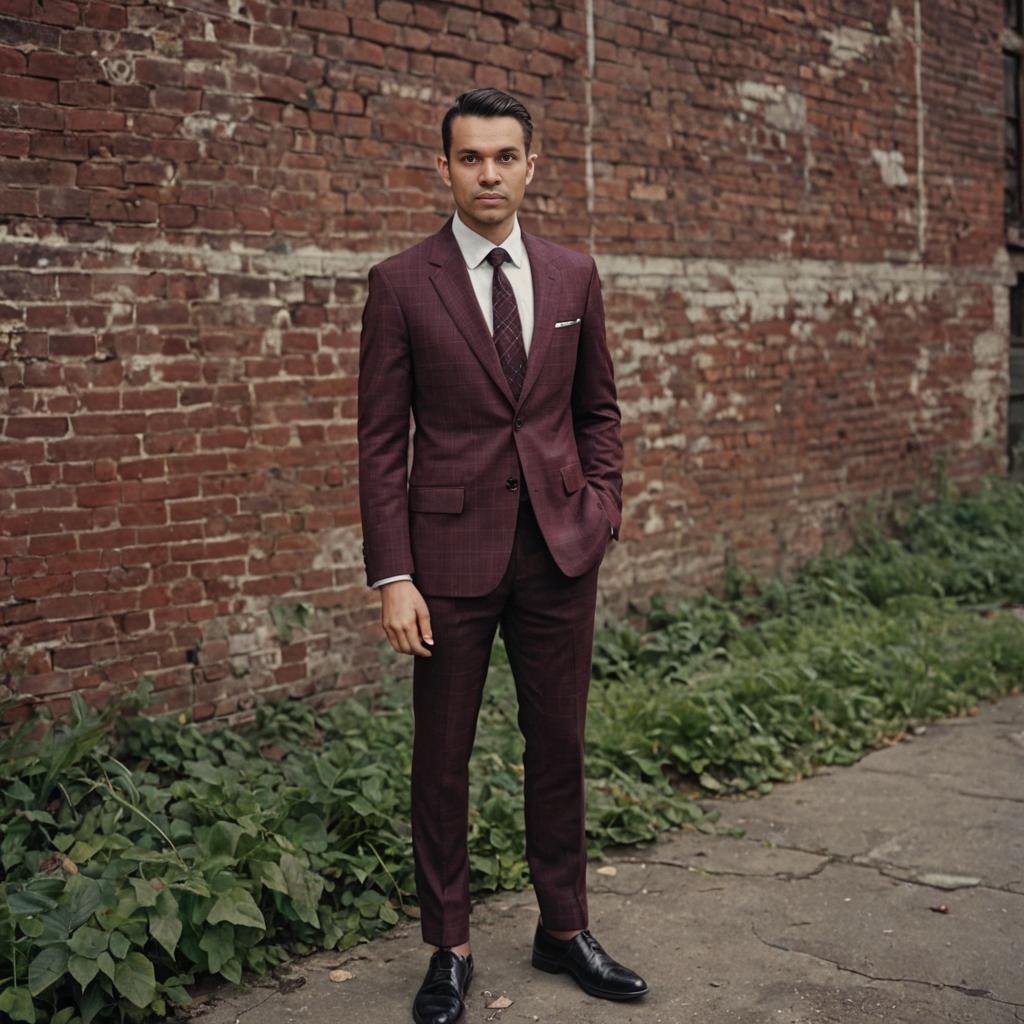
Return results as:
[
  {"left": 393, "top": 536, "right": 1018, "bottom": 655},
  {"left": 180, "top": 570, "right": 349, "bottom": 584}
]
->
[
  {"left": 380, "top": 583, "right": 433, "bottom": 657},
  {"left": 417, "top": 602, "right": 433, "bottom": 648},
  {"left": 385, "top": 620, "right": 430, "bottom": 656}
]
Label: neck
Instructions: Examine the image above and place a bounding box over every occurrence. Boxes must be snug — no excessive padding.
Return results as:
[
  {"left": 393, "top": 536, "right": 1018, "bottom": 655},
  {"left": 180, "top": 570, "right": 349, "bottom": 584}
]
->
[{"left": 457, "top": 209, "right": 516, "bottom": 246}]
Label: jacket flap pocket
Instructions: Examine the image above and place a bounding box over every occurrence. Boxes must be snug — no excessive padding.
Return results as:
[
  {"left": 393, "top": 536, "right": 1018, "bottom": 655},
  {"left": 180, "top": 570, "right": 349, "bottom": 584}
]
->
[
  {"left": 560, "top": 462, "right": 586, "bottom": 494},
  {"left": 408, "top": 485, "right": 465, "bottom": 514}
]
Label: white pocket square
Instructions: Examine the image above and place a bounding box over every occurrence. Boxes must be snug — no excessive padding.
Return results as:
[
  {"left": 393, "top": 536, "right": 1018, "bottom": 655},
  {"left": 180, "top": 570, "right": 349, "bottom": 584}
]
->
[{"left": 554, "top": 318, "right": 581, "bottom": 328}]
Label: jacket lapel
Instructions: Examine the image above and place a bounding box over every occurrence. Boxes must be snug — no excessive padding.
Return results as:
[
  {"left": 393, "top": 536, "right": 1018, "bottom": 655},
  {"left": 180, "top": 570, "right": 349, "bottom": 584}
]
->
[
  {"left": 428, "top": 220, "right": 517, "bottom": 407},
  {"left": 518, "top": 232, "right": 559, "bottom": 409}
]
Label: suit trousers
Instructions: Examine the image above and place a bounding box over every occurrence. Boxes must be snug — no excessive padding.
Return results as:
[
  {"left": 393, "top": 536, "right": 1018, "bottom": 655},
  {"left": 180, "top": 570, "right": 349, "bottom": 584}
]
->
[{"left": 410, "top": 499, "right": 603, "bottom": 947}]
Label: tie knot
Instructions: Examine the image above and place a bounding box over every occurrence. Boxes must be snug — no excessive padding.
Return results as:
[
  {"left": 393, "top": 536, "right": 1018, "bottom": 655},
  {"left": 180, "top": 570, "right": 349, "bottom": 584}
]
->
[{"left": 486, "top": 247, "right": 511, "bottom": 269}]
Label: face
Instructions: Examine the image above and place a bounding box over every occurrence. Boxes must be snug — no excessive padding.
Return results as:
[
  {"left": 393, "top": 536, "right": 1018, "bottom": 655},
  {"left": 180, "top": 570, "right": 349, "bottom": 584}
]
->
[{"left": 437, "top": 114, "right": 537, "bottom": 244}]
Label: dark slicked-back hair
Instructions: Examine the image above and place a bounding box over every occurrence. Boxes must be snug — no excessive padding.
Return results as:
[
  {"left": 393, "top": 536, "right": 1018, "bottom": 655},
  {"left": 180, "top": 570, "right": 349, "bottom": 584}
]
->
[{"left": 441, "top": 88, "right": 534, "bottom": 159}]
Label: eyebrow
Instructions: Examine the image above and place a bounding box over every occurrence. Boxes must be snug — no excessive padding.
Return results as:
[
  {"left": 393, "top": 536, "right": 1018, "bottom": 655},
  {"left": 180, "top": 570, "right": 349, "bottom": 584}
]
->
[{"left": 456, "top": 147, "right": 521, "bottom": 156}]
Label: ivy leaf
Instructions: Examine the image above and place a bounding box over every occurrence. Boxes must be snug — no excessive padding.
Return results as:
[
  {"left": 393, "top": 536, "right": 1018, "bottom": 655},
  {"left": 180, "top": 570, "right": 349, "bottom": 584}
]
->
[
  {"left": 96, "top": 950, "right": 115, "bottom": 980},
  {"left": 113, "top": 951, "right": 156, "bottom": 1009},
  {"left": 68, "top": 924, "right": 108, "bottom": 958},
  {"left": 68, "top": 838, "right": 101, "bottom": 863},
  {"left": 199, "top": 922, "right": 234, "bottom": 974},
  {"left": 63, "top": 874, "right": 103, "bottom": 929},
  {"left": 28, "top": 943, "right": 69, "bottom": 996},
  {"left": 7, "top": 890, "right": 57, "bottom": 915},
  {"left": 288, "top": 813, "right": 328, "bottom": 854},
  {"left": 129, "top": 877, "right": 158, "bottom": 908},
  {"left": 698, "top": 771, "right": 724, "bottom": 792},
  {"left": 219, "top": 956, "right": 243, "bottom": 984},
  {"left": 5, "top": 779, "right": 35, "bottom": 804},
  {"left": 250, "top": 859, "right": 289, "bottom": 895},
  {"left": 172, "top": 875, "right": 211, "bottom": 898},
  {"left": 204, "top": 821, "right": 243, "bottom": 860},
  {"left": 0, "top": 987, "right": 36, "bottom": 1023},
  {"left": 79, "top": 981, "right": 107, "bottom": 1024},
  {"left": 69, "top": 951, "right": 100, "bottom": 988},
  {"left": 207, "top": 887, "right": 266, "bottom": 931},
  {"left": 149, "top": 908, "right": 183, "bottom": 957},
  {"left": 108, "top": 930, "right": 130, "bottom": 960},
  {"left": 17, "top": 809, "right": 57, "bottom": 825},
  {"left": 280, "top": 853, "right": 323, "bottom": 926}
]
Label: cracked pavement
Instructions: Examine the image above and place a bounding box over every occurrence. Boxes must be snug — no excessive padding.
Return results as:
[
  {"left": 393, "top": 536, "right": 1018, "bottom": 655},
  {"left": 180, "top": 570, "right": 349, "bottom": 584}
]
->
[{"left": 190, "top": 694, "right": 1024, "bottom": 1024}]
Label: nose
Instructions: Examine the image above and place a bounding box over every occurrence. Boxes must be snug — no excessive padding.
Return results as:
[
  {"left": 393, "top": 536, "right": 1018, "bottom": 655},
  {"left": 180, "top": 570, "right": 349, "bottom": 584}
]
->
[{"left": 478, "top": 159, "right": 501, "bottom": 184}]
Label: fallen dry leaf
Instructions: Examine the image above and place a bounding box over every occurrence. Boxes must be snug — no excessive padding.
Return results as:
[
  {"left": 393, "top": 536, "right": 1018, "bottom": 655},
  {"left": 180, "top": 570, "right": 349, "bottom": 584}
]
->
[
  {"left": 329, "top": 969, "right": 354, "bottom": 983},
  {"left": 596, "top": 865, "right": 617, "bottom": 877},
  {"left": 929, "top": 904, "right": 950, "bottom": 914},
  {"left": 487, "top": 995, "right": 513, "bottom": 1009}
]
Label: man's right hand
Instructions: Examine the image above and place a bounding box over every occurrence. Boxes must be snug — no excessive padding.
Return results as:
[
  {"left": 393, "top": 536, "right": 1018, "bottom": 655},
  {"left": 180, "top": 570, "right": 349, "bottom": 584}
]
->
[{"left": 379, "top": 580, "right": 433, "bottom": 657}]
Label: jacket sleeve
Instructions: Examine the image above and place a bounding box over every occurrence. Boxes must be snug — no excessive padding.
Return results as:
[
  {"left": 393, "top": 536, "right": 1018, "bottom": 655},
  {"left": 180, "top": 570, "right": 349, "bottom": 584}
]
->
[
  {"left": 571, "top": 259, "right": 625, "bottom": 539},
  {"left": 357, "top": 264, "right": 415, "bottom": 586}
]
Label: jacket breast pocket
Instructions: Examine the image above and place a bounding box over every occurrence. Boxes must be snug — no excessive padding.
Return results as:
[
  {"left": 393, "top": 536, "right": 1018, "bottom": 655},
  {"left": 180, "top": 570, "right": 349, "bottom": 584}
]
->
[{"left": 408, "top": 485, "right": 465, "bottom": 514}]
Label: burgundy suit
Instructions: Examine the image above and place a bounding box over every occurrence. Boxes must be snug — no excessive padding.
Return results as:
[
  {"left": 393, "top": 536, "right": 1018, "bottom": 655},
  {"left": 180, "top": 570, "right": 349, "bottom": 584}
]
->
[{"left": 357, "top": 216, "right": 623, "bottom": 946}]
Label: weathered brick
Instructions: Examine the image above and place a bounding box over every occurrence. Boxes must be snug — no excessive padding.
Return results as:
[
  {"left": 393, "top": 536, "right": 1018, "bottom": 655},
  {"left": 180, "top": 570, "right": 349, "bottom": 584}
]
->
[
  {"left": 0, "top": 0, "right": 1011, "bottom": 726},
  {"left": 295, "top": 8, "right": 349, "bottom": 35}
]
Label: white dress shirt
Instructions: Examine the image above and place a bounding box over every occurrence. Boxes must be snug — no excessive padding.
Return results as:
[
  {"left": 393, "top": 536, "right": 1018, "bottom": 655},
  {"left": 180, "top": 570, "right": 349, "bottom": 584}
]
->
[
  {"left": 452, "top": 209, "right": 534, "bottom": 355},
  {"left": 371, "top": 211, "right": 535, "bottom": 589}
]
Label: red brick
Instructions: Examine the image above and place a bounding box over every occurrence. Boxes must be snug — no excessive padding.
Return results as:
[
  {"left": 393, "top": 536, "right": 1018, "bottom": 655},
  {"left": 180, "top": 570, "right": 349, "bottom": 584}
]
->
[
  {"left": 83, "top": 1, "right": 126, "bottom": 29},
  {"left": 0, "top": 73, "right": 58, "bottom": 103},
  {"left": 5, "top": 416, "right": 69, "bottom": 438},
  {"left": 0, "top": 128, "right": 28, "bottom": 156},
  {"left": 26, "top": 51, "right": 82, "bottom": 79},
  {"left": 296, "top": 8, "right": 349, "bottom": 34},
  {"left": 0, "top": 45, "right": 26, "bottom": 75}
]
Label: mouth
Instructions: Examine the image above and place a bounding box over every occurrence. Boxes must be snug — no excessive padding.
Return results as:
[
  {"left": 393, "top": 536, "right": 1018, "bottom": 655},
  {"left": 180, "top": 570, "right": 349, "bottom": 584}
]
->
[{"left": 475, "top": 194, "right": 505, "bottom": 204}]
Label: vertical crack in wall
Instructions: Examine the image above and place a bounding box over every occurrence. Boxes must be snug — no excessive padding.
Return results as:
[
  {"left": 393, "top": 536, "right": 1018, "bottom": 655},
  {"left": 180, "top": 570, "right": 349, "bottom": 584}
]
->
[
  {"left": 914, "top": 0, "right": 927, "bottom": 259},
  {"left": 585, "top": 0, "right": 596, "bottom": 253}
]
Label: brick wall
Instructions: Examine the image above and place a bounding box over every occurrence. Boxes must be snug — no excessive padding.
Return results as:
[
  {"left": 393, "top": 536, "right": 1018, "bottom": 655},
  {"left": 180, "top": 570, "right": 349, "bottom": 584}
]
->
[{"left": 0, "top": 0, "right": 1010, "bottom": 723}]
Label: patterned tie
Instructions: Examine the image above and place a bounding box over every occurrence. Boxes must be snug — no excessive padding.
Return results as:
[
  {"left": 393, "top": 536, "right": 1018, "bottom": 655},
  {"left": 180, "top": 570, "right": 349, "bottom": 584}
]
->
[{"left": 486, "top": 247, "right": 527, "bottom": 400}]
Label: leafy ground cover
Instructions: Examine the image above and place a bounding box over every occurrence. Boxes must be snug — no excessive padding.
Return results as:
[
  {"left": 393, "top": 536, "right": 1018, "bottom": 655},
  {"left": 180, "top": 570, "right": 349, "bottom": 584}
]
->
[{"left": 2, "top": 476, "right": 1023, "bottom": 1023}]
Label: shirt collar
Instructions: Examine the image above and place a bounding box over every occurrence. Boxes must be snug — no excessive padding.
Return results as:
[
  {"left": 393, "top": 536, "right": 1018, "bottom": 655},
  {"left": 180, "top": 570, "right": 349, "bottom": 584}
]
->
[{"left": 452, "top": 209, "right": 524, "bottom": 270}]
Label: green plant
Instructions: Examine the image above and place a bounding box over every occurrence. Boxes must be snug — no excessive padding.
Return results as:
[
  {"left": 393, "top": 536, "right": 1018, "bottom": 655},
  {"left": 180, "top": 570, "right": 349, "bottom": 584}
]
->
[{"left": 2, "top": 475, "right": 1023, "bottom": 1022}]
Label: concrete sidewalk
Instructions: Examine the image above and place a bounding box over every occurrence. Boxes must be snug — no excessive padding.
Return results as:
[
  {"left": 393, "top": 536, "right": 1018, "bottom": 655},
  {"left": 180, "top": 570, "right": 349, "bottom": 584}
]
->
[{"left": 192, "top": 694, "right": 1024, "bottom": 1024}]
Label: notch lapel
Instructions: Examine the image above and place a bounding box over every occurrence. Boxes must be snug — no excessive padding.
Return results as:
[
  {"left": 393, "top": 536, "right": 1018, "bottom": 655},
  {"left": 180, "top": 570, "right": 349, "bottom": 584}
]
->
[
  {"left": 428, "top": 222, "right": 517, "bottom": 407},
  {"left": 517, "top": 233, "right": 559, "bottom": 409}
]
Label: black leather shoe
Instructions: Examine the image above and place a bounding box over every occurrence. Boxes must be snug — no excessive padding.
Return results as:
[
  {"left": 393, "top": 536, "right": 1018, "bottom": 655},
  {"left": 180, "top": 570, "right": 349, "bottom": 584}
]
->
[
  {"left": 531, "top": 924, "right": 648, "bottom": 1001},
  {"left": 412, "top": 949, "right": 473, "bottom": 1024}
]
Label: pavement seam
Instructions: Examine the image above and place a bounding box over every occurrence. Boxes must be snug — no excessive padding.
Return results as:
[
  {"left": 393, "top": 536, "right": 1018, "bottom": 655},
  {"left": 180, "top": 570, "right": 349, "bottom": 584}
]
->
[
  {"left": 610, "top": 837, "right": 1024, "bottom": 905},
  {"left": 721, "top": 836, "right": 1024, "bottom": 897},
  {"left": 749, "top": 924, "right": 1024, "bottom": 1009},
  {"left": 857, "top": 765, "right": 1024, "bottom": 805},
  {"left": 612, "top": 853, "right": 831, "bottom": 882}
]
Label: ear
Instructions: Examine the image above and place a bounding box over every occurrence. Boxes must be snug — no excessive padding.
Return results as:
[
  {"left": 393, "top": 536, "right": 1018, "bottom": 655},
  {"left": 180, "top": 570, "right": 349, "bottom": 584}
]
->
[
  {"left": 436, "top": 153, "right": 452, "bottom": 187},
  {"left": 525, "top": 152, "right": 537, "bottom": 187}
]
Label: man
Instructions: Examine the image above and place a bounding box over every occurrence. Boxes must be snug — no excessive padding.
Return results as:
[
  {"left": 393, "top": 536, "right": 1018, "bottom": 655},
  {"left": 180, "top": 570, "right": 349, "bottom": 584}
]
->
[{"left": 357, "top": 88, "right": 647, "bottom": 1024}]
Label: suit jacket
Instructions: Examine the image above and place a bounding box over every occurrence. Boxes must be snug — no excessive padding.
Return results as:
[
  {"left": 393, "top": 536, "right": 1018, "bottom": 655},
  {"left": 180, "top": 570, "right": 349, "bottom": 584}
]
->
[{"left": 357, "top": 217, "right": 623, "bottom": 598}]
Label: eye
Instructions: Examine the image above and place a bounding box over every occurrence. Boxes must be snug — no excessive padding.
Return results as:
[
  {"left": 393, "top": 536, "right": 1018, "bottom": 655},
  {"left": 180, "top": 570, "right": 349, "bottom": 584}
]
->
[
  {"left": 462, "top": 155, "right": 477, "bottom": 164},
  {"left": 500, "top": 153, "right": 516, "bottom": 162}
]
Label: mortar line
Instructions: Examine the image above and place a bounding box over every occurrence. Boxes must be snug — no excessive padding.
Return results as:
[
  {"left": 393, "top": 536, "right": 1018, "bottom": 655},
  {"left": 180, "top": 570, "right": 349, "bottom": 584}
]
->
[
  {"left": 585, "top": 0, "right": 596, "bottom": 255},
  {"left": 914, "top": 0, "right": 927, "bottom": 260}
]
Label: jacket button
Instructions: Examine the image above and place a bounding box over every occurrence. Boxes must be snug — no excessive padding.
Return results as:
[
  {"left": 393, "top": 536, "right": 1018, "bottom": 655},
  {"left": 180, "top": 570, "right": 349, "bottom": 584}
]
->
[
  {"left": 514, "top": 417, "right": 524, "bottom": 431},
  {"left": 506, "top": 477, "right": 519, "bottom": 491}
]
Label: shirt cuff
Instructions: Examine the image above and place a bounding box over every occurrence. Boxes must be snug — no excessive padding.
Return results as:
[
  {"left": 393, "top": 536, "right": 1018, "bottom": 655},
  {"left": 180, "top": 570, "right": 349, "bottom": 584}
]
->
[{"left": 371, "top": 574, "right": 413, "bottom": 589}]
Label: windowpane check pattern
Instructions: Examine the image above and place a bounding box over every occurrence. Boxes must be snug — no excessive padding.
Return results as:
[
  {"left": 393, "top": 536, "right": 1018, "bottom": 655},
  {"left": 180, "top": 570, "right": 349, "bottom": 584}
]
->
[{"left": 487, "top": 247, "right": 527, "bottom": 400}]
